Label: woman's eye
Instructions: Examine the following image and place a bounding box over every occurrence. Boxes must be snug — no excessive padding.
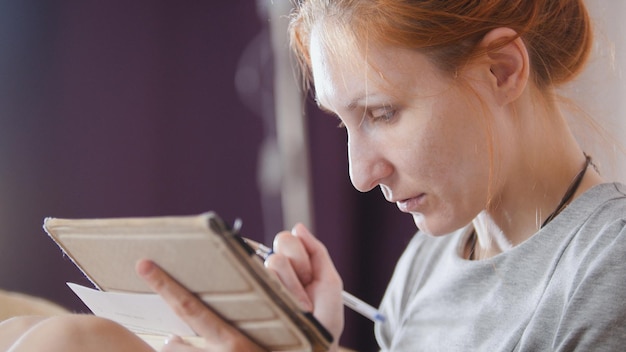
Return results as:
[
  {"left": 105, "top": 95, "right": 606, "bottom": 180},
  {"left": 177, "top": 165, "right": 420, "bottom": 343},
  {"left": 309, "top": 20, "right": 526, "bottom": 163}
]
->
[{"left": 369, "top": 106, "right": 396, "bottom": 123}]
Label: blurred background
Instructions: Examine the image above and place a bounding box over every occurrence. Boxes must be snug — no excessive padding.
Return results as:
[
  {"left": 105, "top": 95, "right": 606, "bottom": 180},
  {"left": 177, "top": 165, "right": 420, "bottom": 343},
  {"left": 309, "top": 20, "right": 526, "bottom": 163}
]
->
[{"left": 0, "top": 1, "right": 623, "bottom": 351}]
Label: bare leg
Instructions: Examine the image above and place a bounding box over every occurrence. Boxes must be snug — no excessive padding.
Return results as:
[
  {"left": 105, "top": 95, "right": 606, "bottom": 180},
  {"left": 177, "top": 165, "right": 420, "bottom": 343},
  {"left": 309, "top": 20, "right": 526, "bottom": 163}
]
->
[
  {"left": 0, "top": 316, "right": 48, "bottom": 351},
  {"left": 5, "top": 315, "right": 154, "bottom": 352}
]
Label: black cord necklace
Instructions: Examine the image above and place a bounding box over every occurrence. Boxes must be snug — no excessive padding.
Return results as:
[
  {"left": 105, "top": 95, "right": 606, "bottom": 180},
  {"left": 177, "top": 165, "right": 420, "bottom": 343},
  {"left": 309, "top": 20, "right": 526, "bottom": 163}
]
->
[
  {"left": 468, "top": 154, "right": 592, "bottom": 260},
  {"left": 540, "top": 154, "right": 592, "bottom": 228}
]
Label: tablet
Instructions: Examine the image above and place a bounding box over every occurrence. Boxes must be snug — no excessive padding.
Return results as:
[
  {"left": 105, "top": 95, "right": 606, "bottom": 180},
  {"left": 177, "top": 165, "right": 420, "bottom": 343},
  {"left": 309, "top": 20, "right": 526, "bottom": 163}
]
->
[{"left": 43, "top": 212, "right": 332, "bottom": 352}]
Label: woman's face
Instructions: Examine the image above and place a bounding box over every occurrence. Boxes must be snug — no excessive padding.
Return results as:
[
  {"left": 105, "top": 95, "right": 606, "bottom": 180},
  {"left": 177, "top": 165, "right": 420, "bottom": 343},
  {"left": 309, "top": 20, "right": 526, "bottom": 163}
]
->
[{"left": 310, "top": 30, "right": 495, "bottom": 235}]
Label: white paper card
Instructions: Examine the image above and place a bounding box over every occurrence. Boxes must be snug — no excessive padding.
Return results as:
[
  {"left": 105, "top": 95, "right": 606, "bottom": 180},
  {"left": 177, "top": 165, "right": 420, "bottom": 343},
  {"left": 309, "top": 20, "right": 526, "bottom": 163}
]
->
[{"left": 67, "top": 282, "right": 196, "bottom": 337}]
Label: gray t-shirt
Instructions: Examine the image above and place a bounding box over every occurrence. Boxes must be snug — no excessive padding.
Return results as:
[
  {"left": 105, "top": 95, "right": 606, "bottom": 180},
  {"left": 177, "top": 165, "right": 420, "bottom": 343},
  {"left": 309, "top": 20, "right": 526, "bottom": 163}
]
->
[{"left": 375, "top": 183, "right": 626, "bottom": 351}]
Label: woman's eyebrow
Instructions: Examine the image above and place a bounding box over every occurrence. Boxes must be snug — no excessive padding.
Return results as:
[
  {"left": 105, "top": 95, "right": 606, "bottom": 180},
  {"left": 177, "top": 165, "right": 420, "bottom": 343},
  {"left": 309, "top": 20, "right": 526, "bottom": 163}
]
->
[
  {"left": 316, "top": 93, "right": 382, "bottom": 114},
  {"left": 347, "top": 93, "right": 385, "bottom": 110}
]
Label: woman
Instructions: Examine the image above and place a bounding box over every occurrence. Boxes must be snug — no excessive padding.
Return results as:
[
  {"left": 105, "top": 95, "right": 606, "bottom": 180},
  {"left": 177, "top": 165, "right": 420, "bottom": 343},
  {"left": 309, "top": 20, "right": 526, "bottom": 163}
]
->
[
  {"left": 284, "top": 0, "right": 626, "bottom": 350},
  {"left": 2, "top": 0, "right": 626, "bottom": 350}
]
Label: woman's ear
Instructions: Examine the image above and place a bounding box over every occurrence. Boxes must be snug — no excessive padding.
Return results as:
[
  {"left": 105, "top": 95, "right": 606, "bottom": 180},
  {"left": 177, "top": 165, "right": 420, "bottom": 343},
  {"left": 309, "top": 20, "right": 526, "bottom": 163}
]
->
[{"left": 479, "top": 27, "right": 530, "bottom": 105}]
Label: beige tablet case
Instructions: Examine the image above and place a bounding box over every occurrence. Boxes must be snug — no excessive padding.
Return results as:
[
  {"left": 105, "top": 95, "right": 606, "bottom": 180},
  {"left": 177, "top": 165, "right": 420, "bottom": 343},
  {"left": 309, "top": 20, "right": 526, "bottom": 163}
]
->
[{"left": 43, "top": 212, "right": 331, "bottom": 352}]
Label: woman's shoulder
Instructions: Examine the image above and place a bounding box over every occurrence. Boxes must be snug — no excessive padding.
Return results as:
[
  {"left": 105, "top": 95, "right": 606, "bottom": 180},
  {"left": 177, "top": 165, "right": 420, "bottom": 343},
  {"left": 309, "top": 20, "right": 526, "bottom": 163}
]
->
[
  {"left": 552, "top": 182, "right": 626, "bottom": 284},
  {"left": 578, "top": 182, "right": 626, "bottom": 208},
  {"left": 557, "top": 182, "right": 626, "bottom": 232}
]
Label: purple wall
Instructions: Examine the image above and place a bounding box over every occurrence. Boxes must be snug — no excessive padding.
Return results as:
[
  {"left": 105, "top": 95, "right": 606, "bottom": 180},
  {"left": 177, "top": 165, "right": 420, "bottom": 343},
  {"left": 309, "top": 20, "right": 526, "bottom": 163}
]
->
[
  {"left": 0, "top": 0, "right": 265, "bottom": 320},
  {"left": 0, "top": 2, "right": 416, "bottom": 350}
]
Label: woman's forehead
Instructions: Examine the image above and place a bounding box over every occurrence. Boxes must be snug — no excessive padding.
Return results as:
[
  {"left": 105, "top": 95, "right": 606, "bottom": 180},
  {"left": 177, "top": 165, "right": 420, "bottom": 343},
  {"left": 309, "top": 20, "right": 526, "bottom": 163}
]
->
[
  {"left": 310, "top": 27, "right": 436, "bottom": 110},
  {"left": 309, "top": 28, "right": 372, "bottom": 111},
  {"left": 309, "top": 23, "right": 367, "bottom": 74}
]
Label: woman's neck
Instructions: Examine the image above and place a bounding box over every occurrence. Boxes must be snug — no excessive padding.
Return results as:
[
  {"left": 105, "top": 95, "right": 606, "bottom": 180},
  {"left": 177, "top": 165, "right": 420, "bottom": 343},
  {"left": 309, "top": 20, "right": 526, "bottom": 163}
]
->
[{"left": 470, "top": 94, "right": 605, "bottom": 259}]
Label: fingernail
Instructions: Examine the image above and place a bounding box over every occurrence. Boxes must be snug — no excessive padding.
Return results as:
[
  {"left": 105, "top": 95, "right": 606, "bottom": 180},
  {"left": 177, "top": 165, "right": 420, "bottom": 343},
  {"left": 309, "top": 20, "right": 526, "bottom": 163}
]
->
[
  {"left": 164, "top": 334, "right": 182, "bottom": 345},
  {"left": 164, "top": 335, "right": 173, "bottom": 345},
  {"left": 292, "top": 223, "right": 311, "bottom": 237},
  {"left": 136, "top": 259, "right": 155, "bottom": 276},
  {"left": 291, "top": 223, "right": 303, "bottom": 236}
]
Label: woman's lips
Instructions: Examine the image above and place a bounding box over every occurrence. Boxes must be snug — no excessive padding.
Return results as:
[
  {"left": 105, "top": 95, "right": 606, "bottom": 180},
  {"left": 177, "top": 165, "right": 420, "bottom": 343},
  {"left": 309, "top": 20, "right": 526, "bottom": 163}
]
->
[{"left": 396, "top": 194, "right": 426, "bottom": 213}]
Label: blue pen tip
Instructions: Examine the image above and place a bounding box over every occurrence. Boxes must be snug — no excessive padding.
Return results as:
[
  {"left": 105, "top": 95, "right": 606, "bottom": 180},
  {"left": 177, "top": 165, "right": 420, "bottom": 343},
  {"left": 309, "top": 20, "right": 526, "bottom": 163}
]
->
[{"left": 375, "top": 313, "right": 386, "bottom": 323}]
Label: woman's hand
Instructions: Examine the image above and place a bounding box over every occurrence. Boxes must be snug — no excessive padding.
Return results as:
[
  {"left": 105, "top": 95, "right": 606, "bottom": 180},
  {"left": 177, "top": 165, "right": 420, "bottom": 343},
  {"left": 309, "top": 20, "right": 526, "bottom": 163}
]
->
[
  {"left": 136, "top": 223, "right": 344, "bottom": 352},
  {"left": 265, "top": 224, "right": 344, "bottom": 351},
  {"left": 136, "top": 259, "right": 264, "bottom": 351}
]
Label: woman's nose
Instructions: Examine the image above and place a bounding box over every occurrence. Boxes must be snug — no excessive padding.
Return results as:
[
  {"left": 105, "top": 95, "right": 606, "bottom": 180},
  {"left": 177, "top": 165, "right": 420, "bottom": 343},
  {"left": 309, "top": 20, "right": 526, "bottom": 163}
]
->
[{"left": 347, "top": 134, "right": 393, "bottom": 192}]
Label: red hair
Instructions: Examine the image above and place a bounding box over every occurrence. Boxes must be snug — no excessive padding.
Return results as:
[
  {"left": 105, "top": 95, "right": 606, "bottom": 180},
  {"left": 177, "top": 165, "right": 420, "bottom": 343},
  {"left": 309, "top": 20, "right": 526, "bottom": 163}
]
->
[{"left": 289, "top": 0, "right": 592, "bottom": 90}]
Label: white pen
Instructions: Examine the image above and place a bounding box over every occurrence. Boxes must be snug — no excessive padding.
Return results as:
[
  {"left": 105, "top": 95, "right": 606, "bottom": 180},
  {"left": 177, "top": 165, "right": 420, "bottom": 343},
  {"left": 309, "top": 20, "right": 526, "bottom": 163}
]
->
[{"left": 243, "top": 237, "right": 386, "bottom": 323}]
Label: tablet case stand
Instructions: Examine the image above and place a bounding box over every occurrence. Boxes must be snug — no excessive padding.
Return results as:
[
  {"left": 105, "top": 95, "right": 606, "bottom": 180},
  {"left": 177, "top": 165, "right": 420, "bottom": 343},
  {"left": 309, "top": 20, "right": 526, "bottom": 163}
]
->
[{"left": 43, "top": 212, "right": 332, "bottom": 352}]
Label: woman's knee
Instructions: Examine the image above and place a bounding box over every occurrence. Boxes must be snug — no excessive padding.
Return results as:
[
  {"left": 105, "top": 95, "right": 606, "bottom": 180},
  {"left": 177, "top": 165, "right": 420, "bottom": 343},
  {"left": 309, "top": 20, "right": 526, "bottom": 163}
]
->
[
  {"left": 7, "top": 314, "right": 153, "bottom": 352},
  {"left": 0, "top": 315, "right": 48, "bottom": 333},
  {"left": 0, "top": 315, "right": 49, "bottom": 351}
]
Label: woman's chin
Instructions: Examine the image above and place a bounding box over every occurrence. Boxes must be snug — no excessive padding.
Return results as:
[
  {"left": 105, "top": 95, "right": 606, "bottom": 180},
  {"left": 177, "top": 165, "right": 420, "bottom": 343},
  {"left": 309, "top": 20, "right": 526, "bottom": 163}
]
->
[
  {"left": 411, "top": 212, "right": 462, "bottom": 237},
  {"left": 411, "top": 213, "right": 431, "bottom": 234}
]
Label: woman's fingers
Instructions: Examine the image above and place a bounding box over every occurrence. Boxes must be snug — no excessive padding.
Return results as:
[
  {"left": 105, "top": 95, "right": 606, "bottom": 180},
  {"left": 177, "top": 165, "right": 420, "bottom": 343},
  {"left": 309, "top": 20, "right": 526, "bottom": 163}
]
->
[
  {"left": 265, "top": 252, "right": 314, "bottom": 311},
  {"left": 136, "top": 259, "right": 232, "bottom": 341},
  {"left": 135, "top": 225, "right": 344, "bottom": 352},
  {"left": 267, "top": 224, "right": 344, "bottom": 347},
  {"left": 291, "top": 224, "right": 342, "bottom": 287},
  {"left": 266, "top": 229, "right": 316, "bottom": 311},
  {"left": 272, "top": 231, "right": 313, "bottom": 284},
  {"left": 135, "top": 259, "right": 263, "bottom": 351},
  {"left": 290, "top": 224, "right": 344, "bottom": 340}
]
